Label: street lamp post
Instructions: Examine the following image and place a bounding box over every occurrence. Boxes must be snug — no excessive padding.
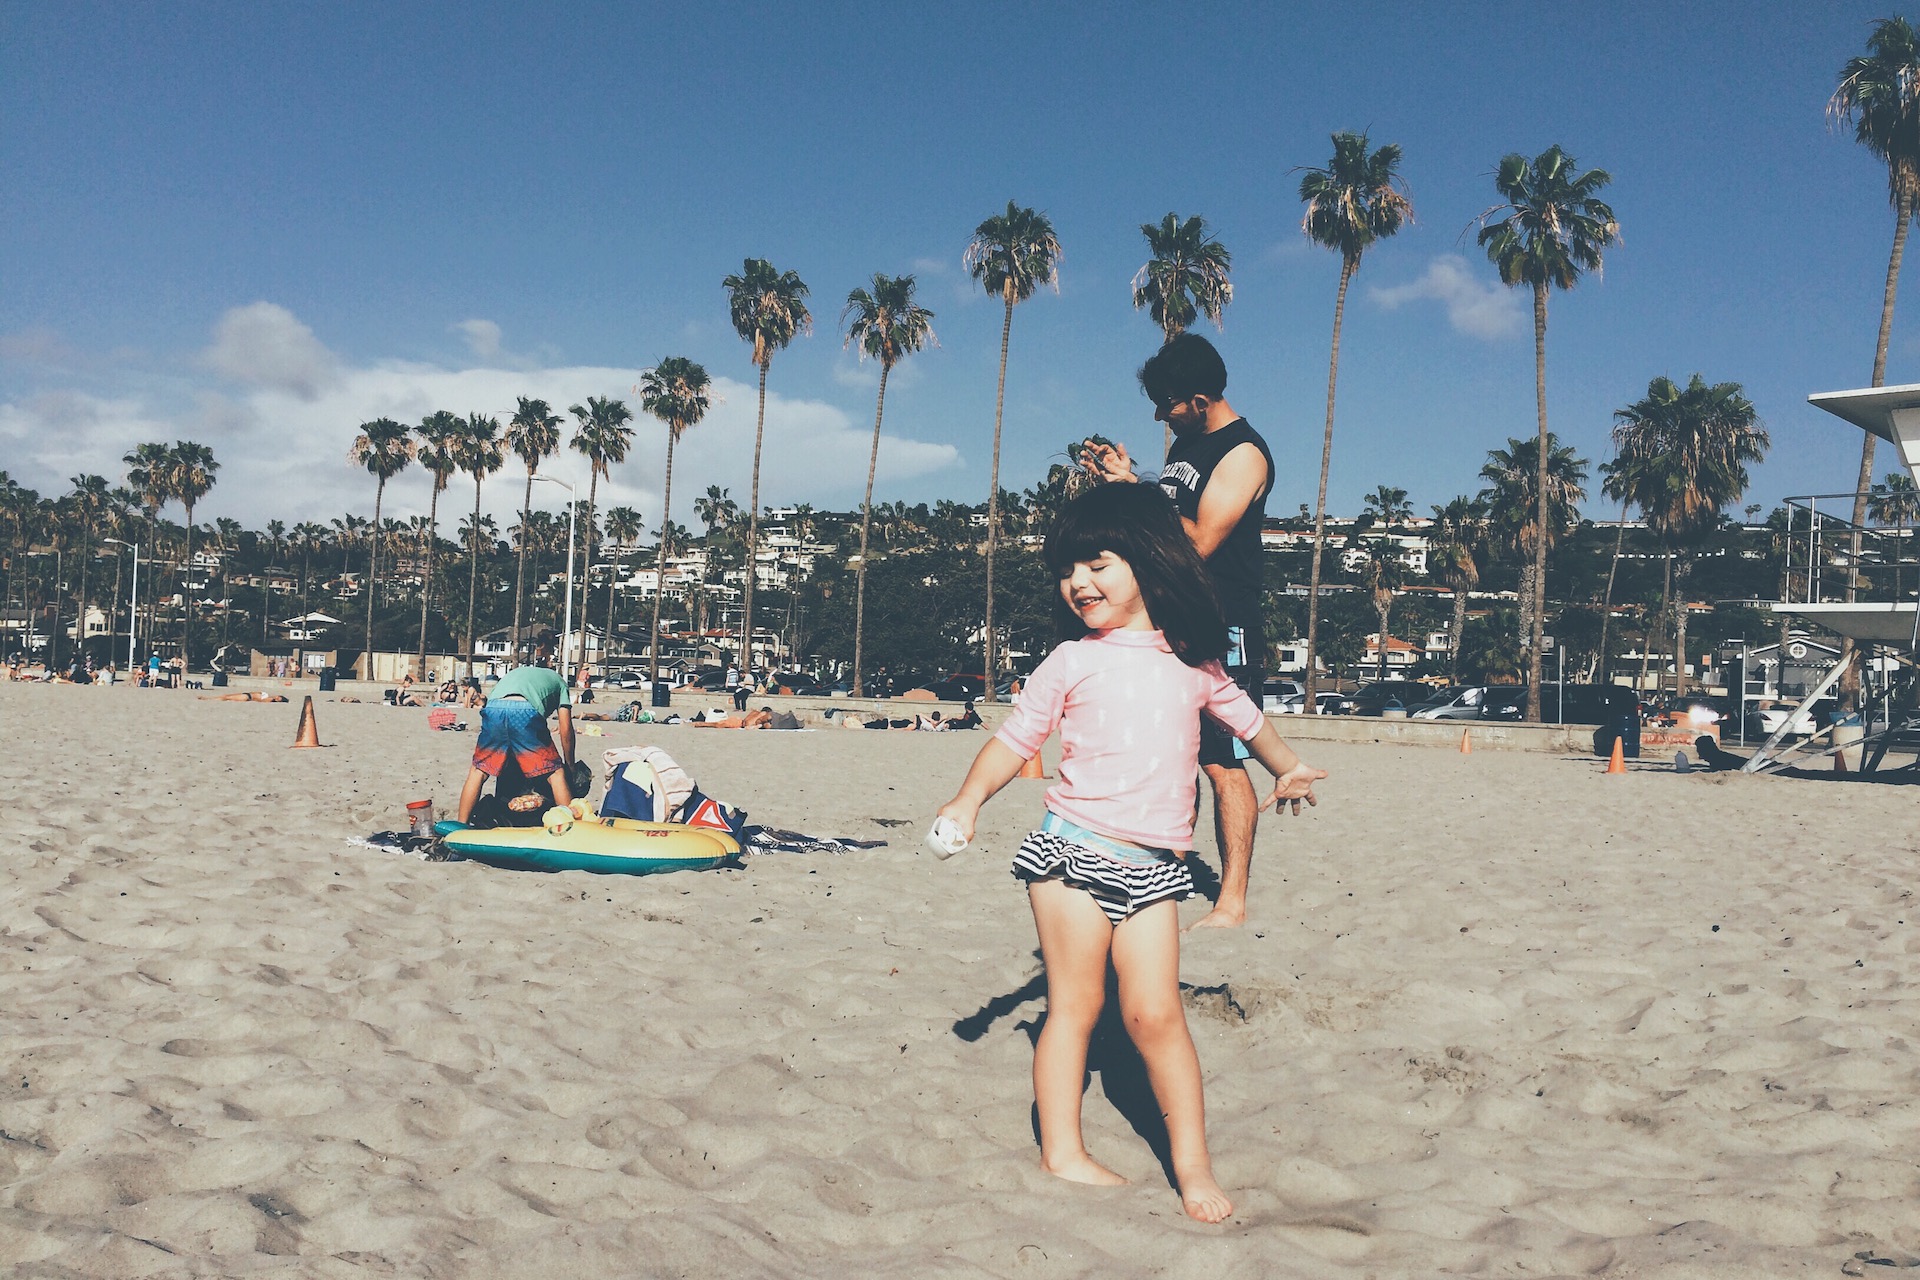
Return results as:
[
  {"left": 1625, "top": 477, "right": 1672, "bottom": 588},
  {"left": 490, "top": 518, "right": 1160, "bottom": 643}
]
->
[
  {"left": 532, "top": 475, "right": 578, "bottom": 687},
  {"left": 105, "top": 538, "right": 139, "bottom": 672}
]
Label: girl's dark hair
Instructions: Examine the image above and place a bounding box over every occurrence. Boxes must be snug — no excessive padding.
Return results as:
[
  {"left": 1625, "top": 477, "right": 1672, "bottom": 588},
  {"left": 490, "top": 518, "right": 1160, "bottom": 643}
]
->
[{"left": 1043, "top": 482, "right": 1227, "bottom": 668}]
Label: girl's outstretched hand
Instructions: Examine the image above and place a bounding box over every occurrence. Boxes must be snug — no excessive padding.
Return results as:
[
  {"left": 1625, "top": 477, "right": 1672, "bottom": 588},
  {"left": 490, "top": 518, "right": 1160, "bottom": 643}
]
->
[
  {"left": 1260, "top": 761, "right": 1327, "bottom": 816},
  {"left": 935, "top": 799, "right": 980, "bottom": 844}
]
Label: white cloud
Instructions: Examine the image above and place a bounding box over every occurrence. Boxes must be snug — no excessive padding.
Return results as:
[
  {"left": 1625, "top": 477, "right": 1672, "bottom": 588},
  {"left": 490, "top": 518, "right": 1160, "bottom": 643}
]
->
[
  {"left": 1368, "top": 254, "right": 1524, "bottom": 340},
  {"left": 200, "top": 302, "right": 340, "bottom": 398},
  {"left": 454, "top": 319, "right": 504, "bottom": 361},
  {"left": 1, "top": 304, "right": 959, "bottom": 529}
]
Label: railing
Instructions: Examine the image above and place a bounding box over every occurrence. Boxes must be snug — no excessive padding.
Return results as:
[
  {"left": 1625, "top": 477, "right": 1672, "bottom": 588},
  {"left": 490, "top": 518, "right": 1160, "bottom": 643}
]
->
[{"left": 1782, "top": 493, "right": 1914, "bottom": 605}]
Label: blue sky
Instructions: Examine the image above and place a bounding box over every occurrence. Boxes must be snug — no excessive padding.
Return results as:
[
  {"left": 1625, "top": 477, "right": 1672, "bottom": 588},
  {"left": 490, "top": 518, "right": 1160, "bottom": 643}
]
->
[{"left": 1, "top": 1, "right": 1910, "bottom": 533}]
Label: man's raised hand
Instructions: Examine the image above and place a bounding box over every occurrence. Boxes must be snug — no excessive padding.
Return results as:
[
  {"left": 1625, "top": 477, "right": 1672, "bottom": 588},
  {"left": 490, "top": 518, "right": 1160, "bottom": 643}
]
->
[{"left": 1077, "top": 438, "right": 1136, "bottom": 484}]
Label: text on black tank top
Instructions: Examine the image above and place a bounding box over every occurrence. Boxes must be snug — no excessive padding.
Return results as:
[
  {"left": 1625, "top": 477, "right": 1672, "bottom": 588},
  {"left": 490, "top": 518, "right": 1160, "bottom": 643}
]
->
[{"left": 1157, "top": 418, "right": 1273, "bottom": 638}]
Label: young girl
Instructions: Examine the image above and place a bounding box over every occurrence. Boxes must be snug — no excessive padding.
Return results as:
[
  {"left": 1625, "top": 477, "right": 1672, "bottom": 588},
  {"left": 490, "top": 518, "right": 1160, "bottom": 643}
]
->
[{"left": 938, "top": 482, "right": 1326, "bottom": 1224}]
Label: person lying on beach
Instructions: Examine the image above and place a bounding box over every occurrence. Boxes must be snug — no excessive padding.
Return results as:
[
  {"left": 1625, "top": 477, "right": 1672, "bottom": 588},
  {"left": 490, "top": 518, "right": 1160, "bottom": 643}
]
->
[
  {"left": 690, "top": 707, "right": 776, "bottom": 729},
  {"left": 578, "top": 700, "right": 646, "bottom": 723},
  {"left": 198, "top": 690, "right": 289, "bottom": 702},
  {"left": 935, "top": 483, "right": 1324, "bottom": 1224},
  {"left": 456, "top": 663, "right": 574, "bottom": 823}
]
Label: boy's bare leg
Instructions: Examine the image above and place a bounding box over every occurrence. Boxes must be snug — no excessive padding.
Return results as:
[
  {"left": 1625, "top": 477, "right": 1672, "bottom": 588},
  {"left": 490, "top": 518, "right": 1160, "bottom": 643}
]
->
[
  {"left": 1111, "top": 899, "right": 1234, "bottom": 1223},
  {"left": 1027, "top": 878, "right": 1127, "bottom": 1187},
  {"left": 456, "top": 765, "right": 488, "bottom": 823},
  {"left": 547, "top": 765, "right": 573, "bottom": 810},
  {"left": 1189, "top": 764, "right": 1257, "bottom": 929}
]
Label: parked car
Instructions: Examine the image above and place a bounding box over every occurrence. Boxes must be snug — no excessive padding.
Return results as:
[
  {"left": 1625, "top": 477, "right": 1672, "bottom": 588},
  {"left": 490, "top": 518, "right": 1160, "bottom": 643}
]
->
[
  {"left": 1274, "top": 691, "right": 1353, "bottom": 715},
  {"left": 1348, "top": 681, "right": 1435, "bottom": 716},
  {"left": 1479, "top": 683, "right": 1639, "bottom": 727},
  {"left": 1410, "top": 686, "right": 1490, "bottom": 720},
  {"left": 1748, "top": 698, "right": 1836, "bottom": 738},
  {"left": 1261, "top": 678, "right": 1304, "bottom": 712}
]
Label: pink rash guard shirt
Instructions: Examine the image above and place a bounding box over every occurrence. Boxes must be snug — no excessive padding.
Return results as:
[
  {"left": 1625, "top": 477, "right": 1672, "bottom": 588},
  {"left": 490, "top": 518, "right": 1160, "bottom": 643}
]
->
[{"left": 994, "top": 629, "right": 1266, "bottom": 850}]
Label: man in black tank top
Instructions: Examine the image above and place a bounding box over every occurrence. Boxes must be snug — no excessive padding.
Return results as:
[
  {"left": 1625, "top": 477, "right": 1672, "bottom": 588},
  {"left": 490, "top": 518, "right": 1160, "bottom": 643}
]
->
[{"left": 1080, "top": 334, "right": 1278, "bottom": 929}]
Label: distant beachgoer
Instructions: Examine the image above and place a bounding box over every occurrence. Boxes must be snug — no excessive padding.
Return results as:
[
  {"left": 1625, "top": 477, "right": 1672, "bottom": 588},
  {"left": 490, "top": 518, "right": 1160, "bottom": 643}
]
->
[
  {"left": 690, "top": 707, "right": 775, "bottom": 729},
  {"left": 199, "top": 690, "right": 288, "bottom": 702},
  {"left": 935, "top": 483, "right": 1323, "bottom": 1224},
  {"left": 952, "top": 699, "right": 982, "bottom": 730},
  {"left": 457, "top": 663, "right": 574, "bottom": 823}
]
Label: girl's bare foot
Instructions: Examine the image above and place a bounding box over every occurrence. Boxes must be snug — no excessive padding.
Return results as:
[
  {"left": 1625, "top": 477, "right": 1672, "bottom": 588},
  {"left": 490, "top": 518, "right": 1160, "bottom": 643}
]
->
[
  {"left": 1178, "top": 1170, "right": 1234, "bottom": 1223},
  {"left": 1040, "top": 1152, "right": 1128, "bottom": 1187}
]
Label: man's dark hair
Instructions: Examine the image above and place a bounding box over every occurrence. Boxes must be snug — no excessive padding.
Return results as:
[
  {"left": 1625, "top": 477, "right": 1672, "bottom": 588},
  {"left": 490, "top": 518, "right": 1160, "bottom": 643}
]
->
[
  {"left": 1044, "top": 482, "right": 1227, "bottom": 668},
  {"left": 1137, "top": 332, "right": 1228, "bottom": 406}
]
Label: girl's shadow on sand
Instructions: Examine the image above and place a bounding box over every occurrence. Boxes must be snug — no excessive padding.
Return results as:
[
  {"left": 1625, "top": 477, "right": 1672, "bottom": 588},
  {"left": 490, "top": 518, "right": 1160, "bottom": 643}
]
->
[{"left": 952, "top": 960, "right": 1179, "bottom": 1189}]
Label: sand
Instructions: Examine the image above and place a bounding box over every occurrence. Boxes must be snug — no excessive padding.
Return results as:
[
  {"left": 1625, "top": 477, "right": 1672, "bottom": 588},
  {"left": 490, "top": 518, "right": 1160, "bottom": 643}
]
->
[{"left": 2, "top": 680, "right": 1917, "bottom": 1278}]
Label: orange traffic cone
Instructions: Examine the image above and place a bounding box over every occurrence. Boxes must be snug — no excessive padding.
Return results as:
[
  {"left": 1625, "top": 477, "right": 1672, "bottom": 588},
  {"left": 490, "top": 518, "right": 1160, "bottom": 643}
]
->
[
  {"left": 290, "top": 695, "right": 325, "bottom": 749},
  {"left": 1604, "top": 736, "right": 1626, "bottom": 774},
  {"left": 1018, "top": 753, "right": 1047, "bottom": 780},
  {"left": 1459, "top": 729, "right": 1472, "bottom": 754}
]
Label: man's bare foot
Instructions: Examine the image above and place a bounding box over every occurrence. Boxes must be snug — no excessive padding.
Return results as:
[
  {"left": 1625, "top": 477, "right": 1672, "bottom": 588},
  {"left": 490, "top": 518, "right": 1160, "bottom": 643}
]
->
[
  {"left": 1178, "top": 1170, "right": 1234, "bottom": 1223},
  {"left": 1040, "top": 1152, "right": 1128, "bottom": 1187},
  {"left": 1186, "top": 905, "right": 1246, "bottom": 931}
]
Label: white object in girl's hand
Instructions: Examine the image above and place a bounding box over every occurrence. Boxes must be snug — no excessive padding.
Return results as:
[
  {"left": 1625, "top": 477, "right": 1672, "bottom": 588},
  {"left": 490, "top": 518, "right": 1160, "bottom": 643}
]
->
[{"left": 926, "top": 816, "right": 969, "bottom": 859}]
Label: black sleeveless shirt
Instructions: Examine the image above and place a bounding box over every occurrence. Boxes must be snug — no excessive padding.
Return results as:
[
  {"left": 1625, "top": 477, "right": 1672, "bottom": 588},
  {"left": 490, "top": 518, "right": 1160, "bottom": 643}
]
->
[{"left": 1157, "top": 418, "right": 1273, "bottom": 642}]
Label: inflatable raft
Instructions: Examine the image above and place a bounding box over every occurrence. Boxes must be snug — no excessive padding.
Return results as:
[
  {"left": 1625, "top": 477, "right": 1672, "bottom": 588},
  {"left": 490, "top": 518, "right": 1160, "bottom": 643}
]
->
[{"left": 432, "top": 816, "right": 738, "bottom": 876}]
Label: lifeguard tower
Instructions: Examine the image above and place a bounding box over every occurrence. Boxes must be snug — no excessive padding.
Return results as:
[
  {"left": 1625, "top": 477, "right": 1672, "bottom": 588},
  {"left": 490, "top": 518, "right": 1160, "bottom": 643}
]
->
[{"left": 1745, "top": 385, "right": 1920, "bottom": 774}]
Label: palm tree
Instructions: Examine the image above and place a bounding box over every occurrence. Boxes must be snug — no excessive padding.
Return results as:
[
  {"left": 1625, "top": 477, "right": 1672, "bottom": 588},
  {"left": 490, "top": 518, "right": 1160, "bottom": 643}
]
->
[
  {"left": 168, "top": 441, "right": 219, "bottom": 668},
  {"left": 66, "top": 475, "right": 111, "bottom": 662},
  {"left": 413, "top": 411, "right": 460, "bottom": 677},
  {"left": 602, "top": 504, "right": 641, "bottom": 664},
  {"left": 122, "top": 442, "right": 172, "bottom": 658},
  {"left": 1607, "top": 375, "right": 1767, "bottom": 697},
  {"left": 567, "top": 395, "right": 635, "bottom": 676},
  {"left": 723, "top": 259, "right": 811, "bottom": 682},
  {"left": 964, "top": 202, "right": 1062, "bottom": 699},
  {"left": 1298, "top": 132, "right": 1413, "bottom": 710},
  {"left": 1430, "top": 497, "right": 1485, "bottom": 682},
  {"left": 1870, "top": 471, "right": 1920, "bottom": 597},
  {"left": 692, "top": 485, "right": 737, "bottom": 636},
  {"left": 1360, "top": 536, "right": 1407, "bottom": 685},
  {"left": 1478, "top": 434, "right": 1588, "bottom": 690},
  {"left": 450, "top": 412, "right": 504, "bottom": 679},
  {"left": 842, "top": 273, "right": 936, "bottom": 696},
  {"left": 1477, "top": 145, "right": 1619, "bottom": 719},
  {"left": 505, "top": 397, "right": 562, "bottom": 666},
  {"left": 639, "top": 357, "right": 712, "bottom": 687},
  {"left": 348, "top": 418, "right": 413, "bottom": 671},
  {"left": 1362, "top": 484, "right": 1413, "bottom": 532},
  {"left": 1132, "top": 212, "right": 1232, "bottom": 344},
  {"left": 1832, "top": 18, "right": 1920, "bottom": 593}
]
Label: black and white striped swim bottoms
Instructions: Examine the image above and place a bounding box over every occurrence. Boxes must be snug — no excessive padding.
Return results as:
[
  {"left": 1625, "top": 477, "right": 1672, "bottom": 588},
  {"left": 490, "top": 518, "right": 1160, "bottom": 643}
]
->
[{"left": 1010, "top": 820, "right": 1192, "bottom": 926}]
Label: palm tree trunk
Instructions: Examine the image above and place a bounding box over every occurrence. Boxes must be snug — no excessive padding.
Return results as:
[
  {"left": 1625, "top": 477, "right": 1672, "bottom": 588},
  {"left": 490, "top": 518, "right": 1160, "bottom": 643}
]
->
[
  {"left": 466, "top": 480, "right": 482, "bottom": 682},
  {"left": 182, "top": 505, "right": 196, "bottom": 669},
  {"left": 1673, "top": 555, "right": 1693, "bottom": 699},
  {"left": 853, "top": 365, "right": 890, "bottom": 697},
  {"left": 1528, "top": 282, "right": 1550, "bottom": 721},
  {"left": 511, "top": 471, "right": 533, "bottom": 667},
  {"left": 579, "top": 473, "right": 599, "bottom": 678},
  {"left": 416, "top": 485, "right": 439, "bottom": 680},
  {"left": 606, "top": 545, "right": 620, "bottom": 671},
  {"left": 364, "top": 481, "right": 384, "bottom": 675},
  {"left": 738, "top": 363, "right": 770, "bottom": 685},
  {"left": 74, "top": 525, "right": 91, "bottom": 667},
  {"left": 1304, "top": 257, "right": 1355, "bottom": 711},
  {"left": 647, "top": 431, "right": 679, "bottom": 688},
  {"left": 1656, "top": 551, "right": 1674, "bottom": 693},
  {"left": 1374, "top": 597, "right": 1391, "bottom": 685},
  {"left": 1448, "top": 576, "right": 1468, "bottom": 683},
  {"left": 984, "top": 293, "right": 1013, "bottom": 702},
  {"left": 1596, "top": 501, "right": 1628, "bottom": 686}
]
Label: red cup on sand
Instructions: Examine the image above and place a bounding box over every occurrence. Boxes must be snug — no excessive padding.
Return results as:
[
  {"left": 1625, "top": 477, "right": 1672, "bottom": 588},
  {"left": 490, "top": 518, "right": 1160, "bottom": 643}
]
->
[{"left": 406, "top": 799, "right": 434, "bottom": 838}]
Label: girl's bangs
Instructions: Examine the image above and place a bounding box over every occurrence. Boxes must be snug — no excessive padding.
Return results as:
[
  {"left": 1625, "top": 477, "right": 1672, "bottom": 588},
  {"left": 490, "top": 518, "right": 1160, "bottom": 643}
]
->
[{"left": 1043, "top": 500, "right": 1143, "bottom": 574}]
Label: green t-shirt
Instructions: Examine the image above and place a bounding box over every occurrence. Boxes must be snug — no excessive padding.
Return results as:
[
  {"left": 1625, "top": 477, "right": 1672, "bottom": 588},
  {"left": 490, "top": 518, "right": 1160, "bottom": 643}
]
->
[{"left": 487, "top": 665, "right": 570, "bottom": 715}]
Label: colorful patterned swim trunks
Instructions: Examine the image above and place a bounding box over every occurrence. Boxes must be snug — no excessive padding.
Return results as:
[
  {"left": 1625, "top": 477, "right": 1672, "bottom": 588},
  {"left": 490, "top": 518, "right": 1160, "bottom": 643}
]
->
[{"left": 472, "top": 699, "right": 563, "bottom": 779}]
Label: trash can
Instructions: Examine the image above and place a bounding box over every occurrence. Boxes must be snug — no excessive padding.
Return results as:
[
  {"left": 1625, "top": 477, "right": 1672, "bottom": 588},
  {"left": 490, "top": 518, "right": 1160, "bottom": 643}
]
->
[
  {"left": 651, "top": 680, "right": 672, "bottom": 709},
  {"left": 318, "top": 669, "right": 337, "bottom": 692},
  {"left": 211, "top": 671, "right": 229, "bottom": 687}
]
